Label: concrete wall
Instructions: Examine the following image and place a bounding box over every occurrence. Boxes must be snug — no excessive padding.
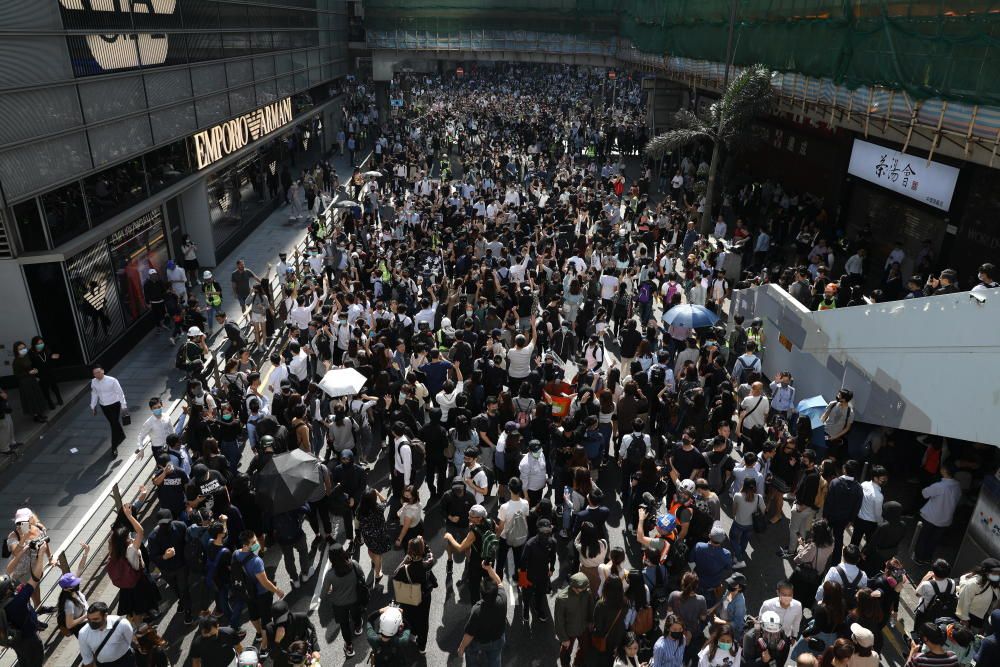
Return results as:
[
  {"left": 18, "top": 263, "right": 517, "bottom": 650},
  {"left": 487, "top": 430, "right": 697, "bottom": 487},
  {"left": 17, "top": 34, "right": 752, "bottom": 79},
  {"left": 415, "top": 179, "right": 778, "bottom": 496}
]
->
[{"left": 731, "top": 284, "right": 1000, "bottom": 446}]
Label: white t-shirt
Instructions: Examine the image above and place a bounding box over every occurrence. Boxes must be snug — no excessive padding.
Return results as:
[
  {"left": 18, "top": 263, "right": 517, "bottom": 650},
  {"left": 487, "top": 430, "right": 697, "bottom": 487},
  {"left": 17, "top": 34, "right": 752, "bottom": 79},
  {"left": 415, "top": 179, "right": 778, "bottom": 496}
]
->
[
  {"left": 739, "top": 394, "right": 770, "bottom": 430},
  {"left": 599, "top": 274, "right": 620, "bottom": 300},
  {"left": 506, "top": 343, "right": 534, "bottom": 379},
  {"left": 498, "top": 498, "right": 529, "bottom": 528}
]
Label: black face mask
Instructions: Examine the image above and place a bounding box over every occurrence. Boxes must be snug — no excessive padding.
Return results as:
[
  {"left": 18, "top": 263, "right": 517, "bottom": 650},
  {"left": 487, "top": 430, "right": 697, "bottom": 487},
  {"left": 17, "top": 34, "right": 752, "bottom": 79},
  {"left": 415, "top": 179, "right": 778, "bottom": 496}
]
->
[
  {"left": 670, "top": 631, "right": 684, "bottom": 640},
  {"left": 88, "top": 621, "right": 103, "bottom": 630}
]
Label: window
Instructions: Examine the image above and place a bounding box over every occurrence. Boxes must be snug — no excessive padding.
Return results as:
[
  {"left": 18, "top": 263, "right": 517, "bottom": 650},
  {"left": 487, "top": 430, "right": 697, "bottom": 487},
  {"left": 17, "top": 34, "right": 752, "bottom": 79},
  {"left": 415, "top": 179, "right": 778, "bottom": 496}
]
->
[
  {"left": 66, "top": 238, "right": 126, "bottom": 361},
  {"left": 207, "top": 154, "right": 271, "bottom": 249},
  {"left": 108, "top": 208, "right": 169, "bottom": 325},
  {"left": 83, "top": 159, "right": 149, "bottom": 227},
  {"left": 145, "top": 140, "right": 192, "bottom": 195},
  {"left": 12, "top": 199, "right": 47, "bottom": 253},
  {"left": 42, "top": 183, "right": 89, "bottom": 248}
]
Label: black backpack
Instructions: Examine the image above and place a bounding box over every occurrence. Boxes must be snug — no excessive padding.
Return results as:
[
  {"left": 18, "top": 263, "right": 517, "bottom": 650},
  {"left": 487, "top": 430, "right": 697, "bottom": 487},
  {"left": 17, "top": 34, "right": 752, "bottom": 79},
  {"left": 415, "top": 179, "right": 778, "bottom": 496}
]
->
[
  {"left": 625, "top": 434, "right": 647, "bottom": 465},
  {"left": 920, "top": 579, "right": 958, "bottom": 623},
  {"left": 836, "top": 566, "right": 864, "bottom": 607},
  {"left": 184, "top": 524, "right": 208, "bottom": 574},
  {"left": 230, "top": 552, "right": 257, "bottom": 601},
  {"left": 704, "top": 452, "right": 727, "bottom": 493}
]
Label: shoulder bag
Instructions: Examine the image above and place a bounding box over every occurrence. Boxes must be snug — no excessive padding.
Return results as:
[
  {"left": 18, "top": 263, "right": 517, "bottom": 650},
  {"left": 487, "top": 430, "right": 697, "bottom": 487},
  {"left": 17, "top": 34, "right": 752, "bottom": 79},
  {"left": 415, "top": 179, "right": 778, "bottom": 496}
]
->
[
  {"left": 591, "top": 607, "right": 624, "bottom": 652},
  {"left": 393, "top": 563, "right": 422, "bottom": 606}
]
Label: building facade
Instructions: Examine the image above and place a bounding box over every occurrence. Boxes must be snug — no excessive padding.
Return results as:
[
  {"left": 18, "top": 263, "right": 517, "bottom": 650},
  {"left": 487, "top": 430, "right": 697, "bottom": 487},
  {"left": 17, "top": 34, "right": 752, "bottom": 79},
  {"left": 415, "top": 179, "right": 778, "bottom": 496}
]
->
[{"left": 0, "top": 1, "right": 350, "bottom": 376}]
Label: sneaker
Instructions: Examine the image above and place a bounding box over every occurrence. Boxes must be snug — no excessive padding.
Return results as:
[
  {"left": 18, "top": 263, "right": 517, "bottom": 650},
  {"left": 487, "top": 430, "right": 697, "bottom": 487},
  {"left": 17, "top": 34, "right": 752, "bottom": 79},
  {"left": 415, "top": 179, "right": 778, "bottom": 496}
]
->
[
  {"left": 290, "top": 579, "right": 300, "bottom": 590},
  {"left": 36, "top": 605, "right": 56, "bottom": 615},
  {"left": 300, "top": 572, "right": 310, "bottom": 585},
  {"left": 354, "top": 625, "right": 363, "bottom": 636},
  {"left": 732, "top": 560, "right": 747, "bottom": 569},
  {"left": 344, "top": 644, "right": 356, "bottom": 658},
  {"left": 259, "top": 650, "right": 270, "bottom": 660},
  {"left": 184, "top": 611, "right": 194, "bottom": 625}
]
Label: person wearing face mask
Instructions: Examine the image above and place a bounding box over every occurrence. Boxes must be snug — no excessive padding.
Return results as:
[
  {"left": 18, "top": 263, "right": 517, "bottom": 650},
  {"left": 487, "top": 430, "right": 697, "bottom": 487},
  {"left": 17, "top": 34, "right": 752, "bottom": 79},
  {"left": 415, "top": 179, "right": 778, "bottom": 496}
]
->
[
  {"left": 651, "top": 614, "right": 687, "bottom": 667},
  {"left": 77, "top": 601, "right": 135, "bottom": 667},
  {"left": 518, "top": 439, "right": 548, "bottom": 506},
  {"left": 233, "top": 531, "right": 284, "bottom": 659},
  {"left": 135, "top": 398, "right": 177, "bottom": 460},
  {"left": 697, "top": 622, "right": 741, "bottom": 667},
  {"left": 27, "top": 336, "right": 62, "bottom": 411},
  {"left": 11, "top": 341, "right": 47, "bottom": 424},
  {"left": 210, "top": 402, "right": 243, "bottom": 476},
  {"left": 956, "top": 557, "right": 1000, "bottom": 632},
  {"left": 741, "top": 610, "right": 792, "bottom": 667}
]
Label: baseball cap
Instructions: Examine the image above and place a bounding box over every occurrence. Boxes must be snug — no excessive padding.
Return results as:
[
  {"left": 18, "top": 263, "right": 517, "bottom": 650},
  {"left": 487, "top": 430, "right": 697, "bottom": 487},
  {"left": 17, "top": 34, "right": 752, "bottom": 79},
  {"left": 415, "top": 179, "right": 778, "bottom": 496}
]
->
[
  {"left": 709, "top": 525, "right": 727, "bottom": 544},
  {"left": 569, "top": 572, "right": 589, "bottom": 589},
  {"left": 536, "top": 518, "right": 553, "bottom": 534},
  {"left": 187, "top": 326, "right": 203, "bottom": 338},
  {"left": 451, "top": 476, "right": 465, "bottom": 490},
  {"left": 58, "top": 572, "right": 81, "bottom": 589},
  {"left": 148, "top": 268, "right": 157, "bottom": 275},
  {"left": 14, "top": 508, "right": 31, "bottom": 523},
  {"left": 339, "top": 449, "right": 354, "bottom": 460},
  {"left": 725, "top": 573, "right": 746, "bottom": 590},
  {"left": 469, "top": 504, "right": 487, "bottom": 519},
  {"left": 851, "top": 623, "right": 874, "bottom": 648},
  {"left": 155, "top": 508, "right": 173, "bottom": 525}
]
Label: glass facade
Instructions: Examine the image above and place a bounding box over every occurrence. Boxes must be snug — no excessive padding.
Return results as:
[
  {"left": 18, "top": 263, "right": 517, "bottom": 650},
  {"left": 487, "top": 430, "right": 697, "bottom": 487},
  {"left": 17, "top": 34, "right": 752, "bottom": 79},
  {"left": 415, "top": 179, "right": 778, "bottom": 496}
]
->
[
  {"left": 65, "top": 207, "right": 168, "bottom": 361},
  {"left": 208, "top": 153, "right": 270, "bottom": 250},
  {"left": 83, "top": 158, "right": 150, "bottom": 227},
  {"left": 12, "top": 200, "right": 47, "bottom": 253},
  {"left": 42, "top": 183, "right": 89, "bottom": 249}
]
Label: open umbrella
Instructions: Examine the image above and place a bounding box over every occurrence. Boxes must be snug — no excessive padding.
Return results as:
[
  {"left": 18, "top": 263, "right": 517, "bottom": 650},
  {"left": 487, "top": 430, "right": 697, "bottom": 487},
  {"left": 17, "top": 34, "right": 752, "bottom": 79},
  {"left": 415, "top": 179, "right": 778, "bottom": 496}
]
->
[
  {"left": 254, "top": 449, "right": 325, "bottom": 515},
  {"left": 318, "top": 367, "right": 368, "bottom": 398},
  {"left": 362, "top": 170, "right": 382, "bottom": 178},
  {"left": 331, "top": 200, "right": 359, "bottom": 208},
  {"left": 662, "top": 304, "right": 719, "bottom": 328},
  {"left": 796, "top": 395, "right": 829, "bottom": 430}
]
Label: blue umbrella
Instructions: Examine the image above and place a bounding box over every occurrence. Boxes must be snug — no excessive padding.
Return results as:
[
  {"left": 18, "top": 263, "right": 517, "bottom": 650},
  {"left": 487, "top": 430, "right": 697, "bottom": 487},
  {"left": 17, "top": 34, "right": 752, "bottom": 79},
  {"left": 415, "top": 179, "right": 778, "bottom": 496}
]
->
[
  {"left": 796, "top": 395, "right": 829, "bottom": 430},
  {"left": 662, "top": 304, "right": 720, "bottom": 328}
]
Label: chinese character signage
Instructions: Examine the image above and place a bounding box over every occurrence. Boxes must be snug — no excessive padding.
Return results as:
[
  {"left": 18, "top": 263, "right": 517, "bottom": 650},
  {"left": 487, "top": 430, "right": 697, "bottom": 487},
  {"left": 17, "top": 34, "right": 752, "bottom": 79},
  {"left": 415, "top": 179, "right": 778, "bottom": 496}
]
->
[{"left": 848, "top": 138, "right": 959, "bottom": 212}]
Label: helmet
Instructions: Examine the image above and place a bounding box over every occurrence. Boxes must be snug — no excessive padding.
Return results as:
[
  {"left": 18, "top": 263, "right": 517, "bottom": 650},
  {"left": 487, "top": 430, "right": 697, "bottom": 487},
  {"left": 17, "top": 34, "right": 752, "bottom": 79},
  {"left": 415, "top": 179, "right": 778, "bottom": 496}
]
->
[
  {"left": 378, "top": 606, "right": 403, "bottom": 636},
  {"left": 260, "top": 435, "right": 275, "bottom": 450},
  {"left": 678, "top": 479, "right": 696, "bottom": 495},
  {"left": 203, "top": 270, "right": 213, "bottom": 280},
  {"left": 0, "top": 575, "right": 14, "bottom": 599},
  {"left": 760, "top": 610, "right": 782, "bottom": 633},
  {"left": 751, "top": 317, "right": 763, "bottom": 327},
  {"left": 187, "top": 326, "right": 204, "bottom": 338},
  {"left": 655, "top": 513, "right": 677, "bottom": 534},
  {"left": 237, "top": 648, "right": 260, "bottom": 666}
]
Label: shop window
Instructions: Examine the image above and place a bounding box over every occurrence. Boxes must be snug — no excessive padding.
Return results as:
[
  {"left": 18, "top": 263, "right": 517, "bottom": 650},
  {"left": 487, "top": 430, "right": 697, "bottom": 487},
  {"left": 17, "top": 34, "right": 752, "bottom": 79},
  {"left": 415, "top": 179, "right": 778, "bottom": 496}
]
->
[
  {"left": 66, "top": 238, "right": 126, "bottom": 361},
  {"left": 12, "top": 199, "right": 47, "bottom": 253},
  {"left": 22, "top": 262, "right": 83, "bottom": 366},
  {"left": 42, "top": 182, "right": 89, "bottom": 249},
  {"left": 108, "top": 208, "right": 169, "bottom": 325},
  {"left": 83, "top": 158, "right": 149, "bottom": 227},
  {"left": 146, "top": 139, "right": 192, "bottom": 195},
  {"left": 207, "top": 154, "right": 270, "bottom": 249}
]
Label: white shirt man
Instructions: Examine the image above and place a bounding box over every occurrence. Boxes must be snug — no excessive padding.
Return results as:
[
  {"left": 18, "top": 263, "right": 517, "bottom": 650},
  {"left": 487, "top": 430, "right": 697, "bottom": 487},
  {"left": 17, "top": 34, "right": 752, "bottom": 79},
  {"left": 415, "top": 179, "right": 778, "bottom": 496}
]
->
[
  {"left": 136, "top": 403, "right": 177, "bottom": 457},
  {"left": 268, "top": 361, "right": 289, "bottom": 396},
  {"left": 739, "top": 386, "right": 770, "bottom": 431},
  {"left": 714, "top": 219, "right": 728, "bottom": 240},
  {"left": 436, "top": 381, "right": 464, "bottom": 422},
  {"left": 414, "top": 301, "right": 437, "bottom": 330},
  {"left": 393, "top": 435, "right": 412, "bottom": 487},
  {"left": 817, "top": 560, "right": 868, "bottom": 601},
  {"left": 166, "top": 263, "right": 187, "bottom": 301},
  {"left": 858, "top": 479, "right": 885, "bottom": 524},
  {"left": 78, "top": 611, "right": 134, "bottom": 666},
  {"left": 461, "top": 460, "right": 489, "bottom": 504},
  {"left": 599, "top": 273, "right": 619, "bottom": 300},
  {"left": 758, "top": 591, "right": 802, "bottom": 637},
  {"left": 90, "top": 373, "right": 126, "bottom": 412}
]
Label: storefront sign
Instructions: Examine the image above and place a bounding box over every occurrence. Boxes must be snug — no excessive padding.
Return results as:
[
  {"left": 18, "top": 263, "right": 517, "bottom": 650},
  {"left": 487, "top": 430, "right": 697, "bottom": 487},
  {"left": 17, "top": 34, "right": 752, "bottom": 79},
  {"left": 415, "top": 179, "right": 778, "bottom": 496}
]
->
[
  {"left": 191, "top": 98, "right": 294, "bottom": 170},
  {"left": 60, "top": 0, "right": 175, "bottom": 72},
  {"left": 847, "top": 138, "right": 959, "bottom": 212},
  {"left": 109, "top": 208, "right": 162, "bottom": 247}
]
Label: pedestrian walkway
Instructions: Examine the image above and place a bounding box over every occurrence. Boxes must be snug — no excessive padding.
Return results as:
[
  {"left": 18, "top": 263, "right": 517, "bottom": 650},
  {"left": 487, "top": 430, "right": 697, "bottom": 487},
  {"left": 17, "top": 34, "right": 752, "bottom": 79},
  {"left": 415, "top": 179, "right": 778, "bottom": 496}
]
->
[{"left": 0, "top": 151, "right": 356, "bottom": 553}]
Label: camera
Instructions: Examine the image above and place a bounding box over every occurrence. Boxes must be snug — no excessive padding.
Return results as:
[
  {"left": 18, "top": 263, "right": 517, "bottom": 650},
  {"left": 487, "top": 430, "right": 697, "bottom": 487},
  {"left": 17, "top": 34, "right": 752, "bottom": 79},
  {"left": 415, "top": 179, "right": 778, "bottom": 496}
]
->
[{"left": 28, "top": 536, "right": 49, "bottom": 551}]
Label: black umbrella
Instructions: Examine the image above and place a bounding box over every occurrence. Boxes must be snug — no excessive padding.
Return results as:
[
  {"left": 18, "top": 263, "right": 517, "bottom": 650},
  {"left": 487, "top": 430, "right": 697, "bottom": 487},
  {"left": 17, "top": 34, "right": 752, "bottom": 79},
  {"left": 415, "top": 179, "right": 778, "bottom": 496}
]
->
[{"left": 254, "top": 449, "right": 325, "bottom": 515}]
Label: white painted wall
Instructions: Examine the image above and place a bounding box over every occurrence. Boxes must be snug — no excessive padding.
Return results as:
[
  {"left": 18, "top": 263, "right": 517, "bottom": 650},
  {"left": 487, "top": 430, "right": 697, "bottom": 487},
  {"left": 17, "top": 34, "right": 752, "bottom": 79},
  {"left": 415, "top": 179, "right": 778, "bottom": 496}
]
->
[
  {"left": 0, "top": 260, "right": 40, "bottom": 379},
  {"left": 731, "top": 284, "right": 1000, "bottom": 446},
  {"left": 179, "top": 180, "right": 217, "bottom": 269}
]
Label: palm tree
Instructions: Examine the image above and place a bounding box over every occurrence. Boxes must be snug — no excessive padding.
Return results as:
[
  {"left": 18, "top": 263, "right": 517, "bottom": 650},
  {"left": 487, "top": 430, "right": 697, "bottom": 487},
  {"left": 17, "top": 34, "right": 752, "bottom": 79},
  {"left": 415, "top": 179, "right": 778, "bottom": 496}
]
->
[{"left": 645, "top": 64, "right": 774, "bottom": 233}]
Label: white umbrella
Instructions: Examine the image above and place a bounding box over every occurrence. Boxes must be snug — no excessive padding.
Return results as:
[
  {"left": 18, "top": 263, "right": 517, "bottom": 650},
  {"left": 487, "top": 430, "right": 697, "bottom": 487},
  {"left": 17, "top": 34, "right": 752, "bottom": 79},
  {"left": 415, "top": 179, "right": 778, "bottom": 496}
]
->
[
  {"left": 331, "top": 200, "right": 359, "bottom": 208},
  {"left": 318, "top": 367, "right": 368, "bottom": 397},
  {"left": 363, "top": 170, "right": 382, "bottom": 178}
]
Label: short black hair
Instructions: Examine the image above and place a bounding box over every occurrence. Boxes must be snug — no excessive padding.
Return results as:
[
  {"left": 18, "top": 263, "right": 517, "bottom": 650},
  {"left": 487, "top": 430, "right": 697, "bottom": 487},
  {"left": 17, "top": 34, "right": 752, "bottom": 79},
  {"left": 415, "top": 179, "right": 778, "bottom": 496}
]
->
[
  {"left": 842, "top": 544, "right": 861, "bottom": 565},
  {"left": 87, "top": 601, "right": 109, "bottom": 615},
  {"left": 920, "top": 622, "right": 945, "bottom": 645}
]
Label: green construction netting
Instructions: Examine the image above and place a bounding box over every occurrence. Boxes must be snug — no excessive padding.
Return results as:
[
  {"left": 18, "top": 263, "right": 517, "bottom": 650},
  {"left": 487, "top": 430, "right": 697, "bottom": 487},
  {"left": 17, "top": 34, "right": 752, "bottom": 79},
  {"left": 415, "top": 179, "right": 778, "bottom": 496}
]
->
[{"left": 364, "top": 0, "right": 1000, "bottom": 107}]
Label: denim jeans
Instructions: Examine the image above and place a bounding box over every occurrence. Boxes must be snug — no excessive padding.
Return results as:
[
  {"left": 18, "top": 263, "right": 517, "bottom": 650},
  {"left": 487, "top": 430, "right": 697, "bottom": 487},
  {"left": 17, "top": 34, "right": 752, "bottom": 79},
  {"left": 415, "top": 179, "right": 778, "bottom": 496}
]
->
[
  {"left": 466, "top": 634, "right": 505, "bottom": 667},
  {"left": 729, "top": 521, "right": 753, "bottom": 561}
]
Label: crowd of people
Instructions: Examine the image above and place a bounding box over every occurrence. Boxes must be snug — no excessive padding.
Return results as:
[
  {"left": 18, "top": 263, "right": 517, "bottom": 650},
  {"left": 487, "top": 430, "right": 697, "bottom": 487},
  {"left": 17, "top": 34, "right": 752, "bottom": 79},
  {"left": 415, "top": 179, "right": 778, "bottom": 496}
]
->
[{"left": 0, "top": 64, "right": 997, "bottom": 667}]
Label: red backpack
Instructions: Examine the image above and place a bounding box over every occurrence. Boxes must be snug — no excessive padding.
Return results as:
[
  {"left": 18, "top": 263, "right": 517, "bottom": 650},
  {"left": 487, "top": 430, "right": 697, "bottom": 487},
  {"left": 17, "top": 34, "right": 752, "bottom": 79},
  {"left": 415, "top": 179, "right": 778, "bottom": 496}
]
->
[{"left": 107, "top": 555, "right": 141, "bottom": 589}]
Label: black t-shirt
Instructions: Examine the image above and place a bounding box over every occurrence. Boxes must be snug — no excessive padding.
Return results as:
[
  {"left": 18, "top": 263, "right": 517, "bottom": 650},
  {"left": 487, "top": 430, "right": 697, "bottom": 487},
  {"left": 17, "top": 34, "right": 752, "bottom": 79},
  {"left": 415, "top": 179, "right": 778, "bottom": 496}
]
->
[
  {"left": 156, "top": 467, "right": 190, "bottom": 516},
  {"left": 185, "top": 470, "right": 229, "bottom": 512},
  {"left": 190, "top": 628, "right": 240, "bottom": 665},
  {"left": 464, "top": 588, "right": 508, "bottom": 642},
  {"left": 671, "top": 444, "right": 707, "bottom": 480}
]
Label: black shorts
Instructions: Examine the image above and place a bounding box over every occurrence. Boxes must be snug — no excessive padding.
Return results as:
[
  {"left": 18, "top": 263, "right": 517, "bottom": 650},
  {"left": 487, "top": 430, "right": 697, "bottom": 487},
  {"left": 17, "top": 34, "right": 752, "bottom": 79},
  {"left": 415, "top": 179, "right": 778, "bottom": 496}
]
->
[{"left": 247, "top": 592, "right": 273, "bottom": 622}]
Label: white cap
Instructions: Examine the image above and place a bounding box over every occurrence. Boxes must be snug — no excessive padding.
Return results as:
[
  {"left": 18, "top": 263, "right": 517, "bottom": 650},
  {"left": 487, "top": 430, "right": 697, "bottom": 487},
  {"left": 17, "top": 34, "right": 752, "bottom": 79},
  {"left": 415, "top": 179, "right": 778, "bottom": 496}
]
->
[
  {"left": 187, "top": 326, "right": 204, "bottom": 338},
  {"left": 203, "top": 270, "right": 213, "bottom": 280},
  {"left": 679, "top": 478, "right": 696, "bottom": 494},
  {"left": 14, "top": 508, "right": 30, "bottom": 523},
  {"left": 148, "top": 268, "right": 157, "bottom": 275},
  {"left": 760, "top": 610, "right": 782, "bottom": 633},
  {"left": 378, "top": 607, "right": 403, "bottom": 636},
  {"left": 236, "top": 649, "right": 260, "bottom": 666},
  {"left": 850, "top": 622, "right": 874, "bottom": 648}
]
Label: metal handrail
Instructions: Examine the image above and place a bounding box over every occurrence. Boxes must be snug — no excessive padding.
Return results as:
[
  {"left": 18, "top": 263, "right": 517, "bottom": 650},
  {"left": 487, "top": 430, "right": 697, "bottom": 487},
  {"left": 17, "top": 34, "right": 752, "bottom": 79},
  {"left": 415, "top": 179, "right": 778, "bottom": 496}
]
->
[{"left": 1, "top": 150, "right": 374, "bottom": 665}]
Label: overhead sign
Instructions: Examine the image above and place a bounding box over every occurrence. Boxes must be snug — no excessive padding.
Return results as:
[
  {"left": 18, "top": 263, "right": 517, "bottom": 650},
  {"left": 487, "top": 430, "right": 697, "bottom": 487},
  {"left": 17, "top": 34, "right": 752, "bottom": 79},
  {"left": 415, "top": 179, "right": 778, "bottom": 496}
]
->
[
  {"left": 59, "top": 0, "right": 176, "bottom": 73},
  {"left": 847, "top": 138, "right": 959, "bottom": 212},
  {"left": 191, "top": 98, "right": 294, "bottom": 171}
]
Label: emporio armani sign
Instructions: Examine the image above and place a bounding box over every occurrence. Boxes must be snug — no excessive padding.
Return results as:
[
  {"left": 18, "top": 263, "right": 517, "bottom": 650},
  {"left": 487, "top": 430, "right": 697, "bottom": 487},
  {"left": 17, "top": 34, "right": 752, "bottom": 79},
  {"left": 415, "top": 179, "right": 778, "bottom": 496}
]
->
[{"left": 191, "top": 98, "right": 295, "bottom": 170}]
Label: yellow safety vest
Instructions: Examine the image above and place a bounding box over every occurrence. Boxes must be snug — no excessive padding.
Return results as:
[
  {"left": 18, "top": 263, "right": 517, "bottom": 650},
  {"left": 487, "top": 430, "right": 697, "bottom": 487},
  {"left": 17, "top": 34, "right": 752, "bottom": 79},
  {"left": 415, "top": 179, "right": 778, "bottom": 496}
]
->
[{"left": 203, "top": 283, "right": 221, "bottom": 307}]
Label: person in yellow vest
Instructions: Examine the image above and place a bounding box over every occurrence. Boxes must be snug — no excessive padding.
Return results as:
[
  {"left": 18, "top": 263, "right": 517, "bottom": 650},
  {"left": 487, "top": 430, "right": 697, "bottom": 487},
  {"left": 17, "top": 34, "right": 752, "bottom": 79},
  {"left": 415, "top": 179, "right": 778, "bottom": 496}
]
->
[
  {"left": 201, "top": 270, "right": 224, "bottom": 332},
  {"left": 817, "top": 283, "right": 838, "bottom": 311}
]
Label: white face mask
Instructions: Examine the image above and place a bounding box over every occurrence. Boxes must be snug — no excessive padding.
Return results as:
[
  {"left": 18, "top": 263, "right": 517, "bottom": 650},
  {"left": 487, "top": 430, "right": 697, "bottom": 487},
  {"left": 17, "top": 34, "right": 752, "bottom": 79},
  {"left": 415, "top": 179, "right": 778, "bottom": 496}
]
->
[{"left": 17, "top": 349, "right": 27, "bottom": 356}]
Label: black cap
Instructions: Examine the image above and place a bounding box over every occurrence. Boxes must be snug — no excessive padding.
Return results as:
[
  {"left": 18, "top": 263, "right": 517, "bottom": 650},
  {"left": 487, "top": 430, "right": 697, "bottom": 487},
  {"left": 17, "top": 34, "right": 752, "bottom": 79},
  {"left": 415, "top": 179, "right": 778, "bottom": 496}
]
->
[{"left": 155, "top": 508, "right": 173, "bottom": 525}]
